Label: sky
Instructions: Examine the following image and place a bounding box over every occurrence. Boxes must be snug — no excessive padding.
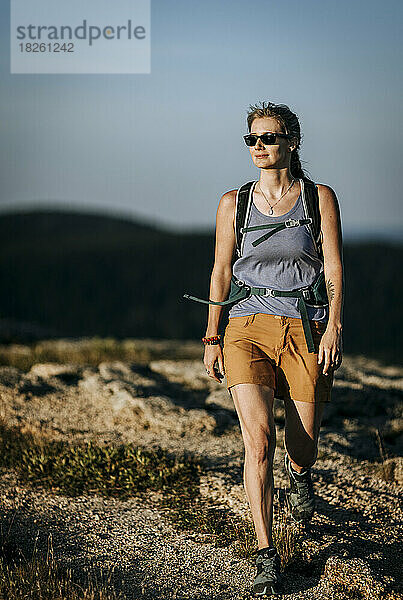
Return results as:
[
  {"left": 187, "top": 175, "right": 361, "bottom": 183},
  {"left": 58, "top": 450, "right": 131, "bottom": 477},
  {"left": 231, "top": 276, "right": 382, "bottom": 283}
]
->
[{"left": 0, "top": 0, "right": 402, "bottom": 241}]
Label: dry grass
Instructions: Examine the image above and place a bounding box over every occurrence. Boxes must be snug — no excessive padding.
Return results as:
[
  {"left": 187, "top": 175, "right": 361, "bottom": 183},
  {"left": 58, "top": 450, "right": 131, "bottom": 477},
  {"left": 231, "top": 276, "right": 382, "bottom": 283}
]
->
[
  {"left": 0, "top": 420, "right": 304, "bottom": 572},
  {"left": 372, "top": 427, "right": 401, "bottom": 484},
  {"left": 0, "top": 337, "right": 200, "bottom": 372},
  {"left": 0, "top": 420, "right": 202, "bottom": 501},
  {"left": 323, "top": 556, "right": 387, "bottom": 600},
  {"left": 0, "top": 524, "right": 121, "bottom": 600},
  {"left": 272, "top": 491, "right": 304, "bottom": 570}
]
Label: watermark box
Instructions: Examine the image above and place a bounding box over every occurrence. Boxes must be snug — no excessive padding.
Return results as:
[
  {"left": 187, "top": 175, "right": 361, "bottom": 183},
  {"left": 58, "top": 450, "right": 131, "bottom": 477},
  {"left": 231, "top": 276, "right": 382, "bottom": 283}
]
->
[{"left": 10, "top": 0, "right": 150, "bottom": 74}]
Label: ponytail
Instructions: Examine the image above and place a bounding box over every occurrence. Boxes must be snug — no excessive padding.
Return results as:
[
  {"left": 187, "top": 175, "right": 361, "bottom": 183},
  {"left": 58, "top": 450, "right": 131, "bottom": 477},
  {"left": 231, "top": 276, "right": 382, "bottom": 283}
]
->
[{"left": 290, "top": 149, "right": 312, "bottom": 181}]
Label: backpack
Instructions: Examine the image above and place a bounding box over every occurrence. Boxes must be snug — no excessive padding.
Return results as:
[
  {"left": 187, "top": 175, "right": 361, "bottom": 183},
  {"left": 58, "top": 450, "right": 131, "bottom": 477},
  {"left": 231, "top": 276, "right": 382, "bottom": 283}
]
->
[
  {"left": 235, "top": 178, "right": 323, "bottom": 261},
  {"left": 183, "top": 178, "right": 328, "bottom": 353}
]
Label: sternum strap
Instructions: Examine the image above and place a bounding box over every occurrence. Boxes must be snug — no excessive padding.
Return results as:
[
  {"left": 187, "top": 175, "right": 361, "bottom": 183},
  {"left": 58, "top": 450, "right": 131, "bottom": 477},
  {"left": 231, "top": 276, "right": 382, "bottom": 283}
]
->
[{"left": 241, "top": 218, "right": 312, "bottom": 247}]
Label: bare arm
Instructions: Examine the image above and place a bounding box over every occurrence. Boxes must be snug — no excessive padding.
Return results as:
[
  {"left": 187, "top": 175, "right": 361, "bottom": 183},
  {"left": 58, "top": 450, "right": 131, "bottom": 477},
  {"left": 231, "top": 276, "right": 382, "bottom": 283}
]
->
[
  {"left": 317, "top": 184, "right": 344, "bottom": 330},
  {"left": 317, "top": 184, "right": 344, "bottom": 373},
  {"left": 205, "top": 189, "right": 237, "bottom": 337}
]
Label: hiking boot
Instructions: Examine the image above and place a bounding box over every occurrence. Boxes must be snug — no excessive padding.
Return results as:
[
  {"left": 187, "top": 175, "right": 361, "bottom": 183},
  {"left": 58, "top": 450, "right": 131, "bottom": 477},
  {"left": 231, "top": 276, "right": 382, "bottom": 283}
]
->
[
  {"left": 284, "top": 452, "right": 315, "bottom": 523},
  {"left": 253, "top": 546, "right": 282, "bottom": 596}
]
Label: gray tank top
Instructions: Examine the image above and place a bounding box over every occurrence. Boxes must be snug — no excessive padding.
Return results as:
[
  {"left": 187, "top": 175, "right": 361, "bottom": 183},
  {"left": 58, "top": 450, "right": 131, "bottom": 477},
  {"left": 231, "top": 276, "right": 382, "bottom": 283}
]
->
[{"left": 228, "top": 182, "right": 328, "bottom": 322}]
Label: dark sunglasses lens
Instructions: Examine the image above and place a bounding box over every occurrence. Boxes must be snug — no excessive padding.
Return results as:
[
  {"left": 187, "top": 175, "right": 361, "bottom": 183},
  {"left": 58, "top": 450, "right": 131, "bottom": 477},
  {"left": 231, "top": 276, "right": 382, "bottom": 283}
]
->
[
  {"left": 244, "top": 135, "right": 257, "bottom": 146},
  {"left": 260, "top": 133, "right": 276, "bottom": 145}
]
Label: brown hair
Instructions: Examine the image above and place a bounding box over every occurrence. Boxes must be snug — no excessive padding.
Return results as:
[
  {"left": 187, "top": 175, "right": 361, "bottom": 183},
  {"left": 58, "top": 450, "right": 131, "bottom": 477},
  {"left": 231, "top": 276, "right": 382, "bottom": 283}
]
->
[{"left": 246, "top": 101, "right": 311, "bottom": 181}]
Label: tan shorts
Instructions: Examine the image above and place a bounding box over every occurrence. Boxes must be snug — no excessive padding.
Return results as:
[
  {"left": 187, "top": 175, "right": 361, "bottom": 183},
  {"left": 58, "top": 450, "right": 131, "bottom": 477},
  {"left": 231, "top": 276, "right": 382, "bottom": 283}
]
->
[{"left": 222, "top": 313, "right": 334, "bottom": 403}]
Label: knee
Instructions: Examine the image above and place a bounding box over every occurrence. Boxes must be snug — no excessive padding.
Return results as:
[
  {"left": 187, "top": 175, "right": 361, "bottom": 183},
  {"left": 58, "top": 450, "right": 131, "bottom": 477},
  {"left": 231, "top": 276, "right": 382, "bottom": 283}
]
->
[{"left": 245, "top": 431, "right": 275, "bottom": 464}]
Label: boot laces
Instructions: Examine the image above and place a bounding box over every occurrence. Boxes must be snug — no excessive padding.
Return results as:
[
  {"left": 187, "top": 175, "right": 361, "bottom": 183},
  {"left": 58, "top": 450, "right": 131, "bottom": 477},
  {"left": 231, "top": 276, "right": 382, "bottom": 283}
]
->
[
  {"left": 260, "top": 553, "right": 278, "bottom": 571},
  {"left": 293, "top": 472, "right": 313, "bottom": 500}
]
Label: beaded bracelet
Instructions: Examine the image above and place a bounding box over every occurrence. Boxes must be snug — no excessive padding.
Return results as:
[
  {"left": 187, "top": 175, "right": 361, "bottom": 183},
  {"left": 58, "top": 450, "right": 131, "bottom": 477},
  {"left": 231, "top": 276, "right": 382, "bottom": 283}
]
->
[{"left": 202, "top": 334, "right": 222, "bottom": 345}]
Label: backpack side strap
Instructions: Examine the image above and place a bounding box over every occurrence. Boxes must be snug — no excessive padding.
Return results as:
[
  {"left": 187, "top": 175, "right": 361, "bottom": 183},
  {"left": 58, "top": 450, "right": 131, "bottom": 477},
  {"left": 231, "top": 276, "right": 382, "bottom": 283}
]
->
[
  {"left": 301, "top": 179, "right": 323, "bottom": 260},
  {"left": 235, "top": 180, "right": 257, "bottom": 257}
]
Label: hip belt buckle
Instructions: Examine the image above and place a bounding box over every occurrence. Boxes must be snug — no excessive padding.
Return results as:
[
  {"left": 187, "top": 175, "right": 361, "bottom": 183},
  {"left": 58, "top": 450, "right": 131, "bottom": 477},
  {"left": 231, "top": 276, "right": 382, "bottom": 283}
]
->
[
  {"left": 264, "top": 288, "right": 275, "bottom": 297},
  {"left": 302, "top": 289, "right": 311, "bottom": 301},
  {"left": 235, "top": 278, "right": 251, "bottom": 293}
]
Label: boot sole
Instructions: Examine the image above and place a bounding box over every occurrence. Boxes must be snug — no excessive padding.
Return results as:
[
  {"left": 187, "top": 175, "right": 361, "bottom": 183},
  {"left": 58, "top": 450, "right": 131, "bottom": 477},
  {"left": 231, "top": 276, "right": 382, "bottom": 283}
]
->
[{"left": 253, "top": 583, "right": 281, "bottom": 596}]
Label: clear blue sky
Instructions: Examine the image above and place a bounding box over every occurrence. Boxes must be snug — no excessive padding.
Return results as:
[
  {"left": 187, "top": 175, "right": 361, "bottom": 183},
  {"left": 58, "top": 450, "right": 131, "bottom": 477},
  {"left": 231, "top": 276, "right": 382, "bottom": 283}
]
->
[{"left": 1, "top": 0, "right": 402, "bottom": 241}]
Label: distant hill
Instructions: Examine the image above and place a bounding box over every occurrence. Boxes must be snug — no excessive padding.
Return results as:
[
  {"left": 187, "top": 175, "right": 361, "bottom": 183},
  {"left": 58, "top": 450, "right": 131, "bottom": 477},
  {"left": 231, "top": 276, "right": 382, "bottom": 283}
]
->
[{"left": 0, "top": 209, "right": 401, "bottom": 363}]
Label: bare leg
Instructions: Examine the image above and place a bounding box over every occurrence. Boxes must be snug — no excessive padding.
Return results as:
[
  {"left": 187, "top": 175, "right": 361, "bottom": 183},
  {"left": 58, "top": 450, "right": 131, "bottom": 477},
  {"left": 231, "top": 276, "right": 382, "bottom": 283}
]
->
[
  {"left": 283, "top": 400, "right": 326, "bottom": 471},
  {"left": 230, "top": 383, "right": 276, "bottom": 550}
]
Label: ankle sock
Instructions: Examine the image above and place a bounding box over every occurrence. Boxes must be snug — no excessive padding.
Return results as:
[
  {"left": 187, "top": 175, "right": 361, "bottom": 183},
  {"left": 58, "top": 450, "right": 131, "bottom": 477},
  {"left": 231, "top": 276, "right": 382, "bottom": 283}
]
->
[
  {"left": 289, "top": 461, "right": 308, "bottom": 476},
  {"left": 292, "top": 466, "right": 308, "bottom": 476},
  {"left": 286, "top": 453, "right": 308, "bottom": 475}
]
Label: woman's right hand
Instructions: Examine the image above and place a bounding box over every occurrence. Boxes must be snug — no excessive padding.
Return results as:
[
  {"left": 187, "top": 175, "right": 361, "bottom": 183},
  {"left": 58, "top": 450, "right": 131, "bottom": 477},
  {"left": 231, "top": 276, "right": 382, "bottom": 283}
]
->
[
  {"left": 203, "top": 344, "right": 225, "bottom": 383},
  {"left": 202, "top": 189, "right": 237, "bottom": 385}
]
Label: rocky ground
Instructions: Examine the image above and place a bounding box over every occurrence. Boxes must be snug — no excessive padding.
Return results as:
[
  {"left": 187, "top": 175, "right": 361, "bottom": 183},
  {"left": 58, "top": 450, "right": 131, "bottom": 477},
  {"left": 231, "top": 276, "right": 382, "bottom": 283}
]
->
[{"left": 0, "top": 341, "right": 402, "bottom": 599}]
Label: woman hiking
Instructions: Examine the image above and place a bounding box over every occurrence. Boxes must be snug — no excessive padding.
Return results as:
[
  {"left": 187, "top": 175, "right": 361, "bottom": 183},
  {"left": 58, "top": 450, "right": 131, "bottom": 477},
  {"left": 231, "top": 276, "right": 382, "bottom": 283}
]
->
[{"left": 189, "top": 101, "right": 344, "bottom": 596}]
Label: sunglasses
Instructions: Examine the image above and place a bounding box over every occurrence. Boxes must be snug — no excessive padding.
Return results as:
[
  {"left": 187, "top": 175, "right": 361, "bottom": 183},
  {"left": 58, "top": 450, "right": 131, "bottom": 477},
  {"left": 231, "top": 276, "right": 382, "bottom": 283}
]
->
[{"left": 243, "top": 132, "right": 291, "bottom": 147}]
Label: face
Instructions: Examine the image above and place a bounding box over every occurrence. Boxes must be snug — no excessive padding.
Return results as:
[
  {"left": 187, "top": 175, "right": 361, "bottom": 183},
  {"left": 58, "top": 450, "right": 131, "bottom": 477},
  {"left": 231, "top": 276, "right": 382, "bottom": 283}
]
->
[{"left": 247, "top": 117, "right": 296, "bottom": 170}]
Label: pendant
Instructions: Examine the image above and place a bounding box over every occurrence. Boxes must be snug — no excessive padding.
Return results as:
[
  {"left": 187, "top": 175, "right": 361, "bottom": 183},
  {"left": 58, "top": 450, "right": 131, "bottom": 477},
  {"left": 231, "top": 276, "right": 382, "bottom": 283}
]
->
[{"left": 268, "top": 206, "right": 273, "bottom": 215}]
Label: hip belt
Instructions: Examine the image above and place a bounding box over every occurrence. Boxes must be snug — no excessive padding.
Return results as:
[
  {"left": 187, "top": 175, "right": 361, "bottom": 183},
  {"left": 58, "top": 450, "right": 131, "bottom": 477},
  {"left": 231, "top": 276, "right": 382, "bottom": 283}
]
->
[{"left": 183, "top": 271, "right": 329, "bottom": 353}]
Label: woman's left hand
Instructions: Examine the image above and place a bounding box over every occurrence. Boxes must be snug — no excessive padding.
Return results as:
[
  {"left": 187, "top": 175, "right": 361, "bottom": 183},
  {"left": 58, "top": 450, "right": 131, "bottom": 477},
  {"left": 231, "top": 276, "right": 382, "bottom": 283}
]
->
[{"left": 318, "top": 323, "right": 343, "bottom": 376}]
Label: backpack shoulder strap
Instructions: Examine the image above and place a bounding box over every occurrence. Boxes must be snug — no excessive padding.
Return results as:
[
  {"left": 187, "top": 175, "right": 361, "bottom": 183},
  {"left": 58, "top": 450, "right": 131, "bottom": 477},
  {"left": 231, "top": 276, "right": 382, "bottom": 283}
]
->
[
  {"left": 235, "top": 180, "right": 257, "bottom": 257},
  {"left": 301, "top": 178, "right": 323, "bottom": 261}
]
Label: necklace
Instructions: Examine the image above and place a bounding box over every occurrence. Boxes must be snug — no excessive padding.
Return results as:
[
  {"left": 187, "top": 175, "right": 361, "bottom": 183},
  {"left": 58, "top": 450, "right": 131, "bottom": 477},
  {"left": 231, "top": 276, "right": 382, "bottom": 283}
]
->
[{"left": 257, "top": 178, "right": 296, "bottom": 215}]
